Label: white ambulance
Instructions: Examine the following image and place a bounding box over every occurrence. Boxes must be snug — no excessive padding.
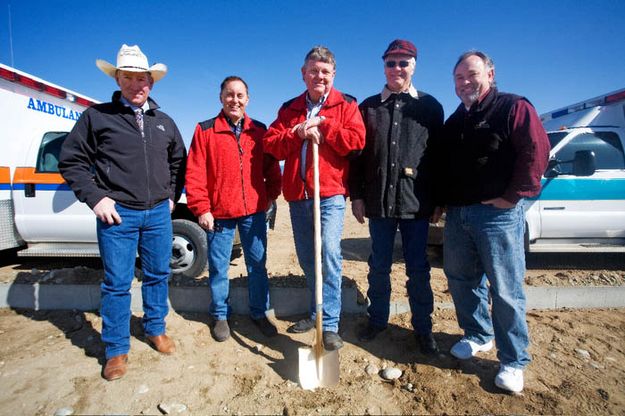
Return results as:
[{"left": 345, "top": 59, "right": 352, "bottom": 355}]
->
[
  {"left": 0, "top": 64, "right": 214, "bottom": 277},
  {"left": 525, "top": 88, "right": 625, "bottom": 252}
]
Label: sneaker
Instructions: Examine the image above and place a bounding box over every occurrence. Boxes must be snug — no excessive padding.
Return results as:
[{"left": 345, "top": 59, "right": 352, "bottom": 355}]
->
[
  {"left": 211, "top": 319, "right": 230, "bottom": 342},
  {"left": 322, "top": 331, "right": 344, "bottom": 351},
  {"left": 415, "top": 333, "right": 439, "bottom": 355},
  {"left": 287, "top": 318, "right": 315, "bottom": 334},
  {"left": 450, "top": 338, "right": 493, "bottom": 360},
  {"left": 252, "top": 317, "right": 278, "bottom": 338},
  {"left": 494, "top": 365, "right": 524, "bottom": 393},
  {"left": 357, "top": 324, "right": 386, "bottom": 342}
]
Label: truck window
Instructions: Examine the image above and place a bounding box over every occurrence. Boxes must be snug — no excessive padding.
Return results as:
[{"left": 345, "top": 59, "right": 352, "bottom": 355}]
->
[
  {"left": 547, "top": 132, "right": 567, "bottom": 149},
  {"left": 555, "top": 132, "right": 625, "bottom": 174},
  {"left": 35, "top": 132, "right": 68, "bottom": 173}
]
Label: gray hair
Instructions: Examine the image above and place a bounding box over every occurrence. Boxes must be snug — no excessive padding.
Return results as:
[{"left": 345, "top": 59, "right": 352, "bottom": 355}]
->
[
  {"left": 453, "top": 50, "right": 496, "bottom": 86},
  {"left": 304, "top": 46, "right": 336, "bottom": 69}
]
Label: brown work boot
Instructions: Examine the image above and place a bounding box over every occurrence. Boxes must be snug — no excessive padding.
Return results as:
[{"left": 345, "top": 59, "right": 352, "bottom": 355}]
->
[
  {"left": 147, "top": 334, "right": 176, "bottom": 354},
  {"left": 102, "top": 354, "right": 128, "bottom": 381}
]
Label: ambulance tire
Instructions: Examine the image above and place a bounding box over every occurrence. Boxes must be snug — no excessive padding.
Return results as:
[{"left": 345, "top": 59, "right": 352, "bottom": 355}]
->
[{"left": 171, "top": 219, "right": 208, "bottom": 279}]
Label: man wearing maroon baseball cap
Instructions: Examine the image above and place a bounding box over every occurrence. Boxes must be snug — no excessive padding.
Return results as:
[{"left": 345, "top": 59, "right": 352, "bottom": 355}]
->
[
  {"left": 382, "top": 39, "right": 418, "bottom": 59},
  {"left": 349, "top": 39, "right": 444, "bottom": 355}
]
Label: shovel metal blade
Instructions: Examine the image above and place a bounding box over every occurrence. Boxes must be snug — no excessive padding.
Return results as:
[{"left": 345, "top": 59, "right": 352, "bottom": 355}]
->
[{"left": 298, "top": 346, "right": 340, "bottom": 390}]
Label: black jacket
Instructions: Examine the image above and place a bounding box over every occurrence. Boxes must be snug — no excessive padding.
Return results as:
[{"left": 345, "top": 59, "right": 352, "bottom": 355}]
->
[
  {"left": 349, "top": 90, "right": 443, "bottom": 219},
  {"left": 59, "top": 91, "right": 187, "bottom": 210},
  {"left": 441, "top": 88, "right": 529, "bottom": 205}
]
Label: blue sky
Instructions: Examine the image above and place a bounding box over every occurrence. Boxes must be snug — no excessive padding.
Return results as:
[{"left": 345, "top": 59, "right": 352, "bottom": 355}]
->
[{"left": 2, "top": 0, "right": 624, "bottom": 144}]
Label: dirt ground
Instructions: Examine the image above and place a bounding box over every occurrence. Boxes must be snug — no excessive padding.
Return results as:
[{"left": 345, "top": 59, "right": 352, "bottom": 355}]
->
[{"left": 0, "top": 197, "right": 624, "bottom": 415}]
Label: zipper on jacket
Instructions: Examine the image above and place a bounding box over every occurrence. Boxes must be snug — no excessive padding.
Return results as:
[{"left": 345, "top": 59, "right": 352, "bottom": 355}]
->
[
  {"left": 143, "top": 112, "right": 151, "bottom": 206},
  {"left": 300, "top": 140, "right": 310, "bottom": 200},
  {"left": 236, "top": 134, "right": 248, "bottom": 214}
]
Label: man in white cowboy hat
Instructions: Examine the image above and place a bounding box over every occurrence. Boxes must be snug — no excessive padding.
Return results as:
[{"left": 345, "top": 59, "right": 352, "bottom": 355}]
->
[{"left": 59, "top": 44, "right": 186, "bottom": 381}]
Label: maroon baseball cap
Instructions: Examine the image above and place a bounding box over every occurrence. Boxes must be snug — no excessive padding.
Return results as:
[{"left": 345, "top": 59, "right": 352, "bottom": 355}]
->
[{"left": 382, "top": 39, "right": 417, "bottom": 59}]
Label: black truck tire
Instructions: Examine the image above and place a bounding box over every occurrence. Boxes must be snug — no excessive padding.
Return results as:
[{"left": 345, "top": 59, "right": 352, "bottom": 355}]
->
[{"left": 171, "top": 219, "right": 207, "bottom": 278}]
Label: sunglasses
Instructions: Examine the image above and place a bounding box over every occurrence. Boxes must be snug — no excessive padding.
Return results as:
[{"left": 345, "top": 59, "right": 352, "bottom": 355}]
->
[{"left": 385, "top": 60, "right": 410, "bottom": 68}]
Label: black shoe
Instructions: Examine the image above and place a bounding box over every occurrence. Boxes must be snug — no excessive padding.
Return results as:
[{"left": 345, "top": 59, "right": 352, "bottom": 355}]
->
[
  {"left": 252, "top": 317, "right": 278, "bottom": 338},
  {"left": 322, "top": 331, "right": 344, "bottom": 351},
  {"left": 357, "top": 323, "right": 386, "bottom": 342},
  {"left": 212, "top": 319, "right": 230, "bottom": 342},
  {"left": 415, "top": 333, "right": 439, "bottom": 355},
  {"left": 287, "top": 318, "right": 315, "bottom": 334}
]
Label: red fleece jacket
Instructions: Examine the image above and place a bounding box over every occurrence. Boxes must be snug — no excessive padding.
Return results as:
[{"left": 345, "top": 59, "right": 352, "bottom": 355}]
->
[
  {"left": 185, "top": 112, "right": 281, "bottom": 219},
  {"left": 263, "top": 88, "right": 365, "bottom": 202}
]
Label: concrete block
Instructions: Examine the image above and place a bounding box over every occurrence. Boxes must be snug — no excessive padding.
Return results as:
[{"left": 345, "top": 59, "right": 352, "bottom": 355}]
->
[
  {"left": 556, "top": 287, "right": 604, "bottom": 308},
  {"left": 526, "top": 286, "right": 558, "bottom": 309},
  {"left": 603, "top": 286, "right": 625, "bottom": 308},
  {"left": 169, "top": 286, "right": 211, "bottom": 313},
  {"left": 38, "top": 284, "right": 97, "bottom": 310},
  {"left": 0, "top": 283, "right": 35, "bottom": 309},
  {"left": 269, "top": 287, "right": 309, "bottom": 317}
]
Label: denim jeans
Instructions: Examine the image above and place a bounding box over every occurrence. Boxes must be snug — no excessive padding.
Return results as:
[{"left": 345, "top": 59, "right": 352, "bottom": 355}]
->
[
  {"left": 97, "top": 200, "right": 172, "bottom": 359},
  {"left": 207, "top": 211, "right": 270, "bottom": 320},
  {"left": 444, "top": 202, "right": 531, "bottom": 368},
  {"left": 289, "top": 195, "right": 345, "bottom": 332},
  {"left": 367, "top": 217, "right": 433, "bottom": 334}
]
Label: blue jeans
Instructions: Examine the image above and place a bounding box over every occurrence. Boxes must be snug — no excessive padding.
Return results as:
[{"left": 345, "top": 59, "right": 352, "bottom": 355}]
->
[
  {"left": 207, "top": 211, "right": 270, "bottom": 320},
  {"left": 444, "top": 203, "right": 531, "bottom": 369},
  {"left": 367, "top": 218, "right": 433, "bottom": 334},
  {"left": 97, "top": 200, "right": 172, "bottom": 359},
  {"left": 289, "top": 195, "right": 345, "bottom": 332}
]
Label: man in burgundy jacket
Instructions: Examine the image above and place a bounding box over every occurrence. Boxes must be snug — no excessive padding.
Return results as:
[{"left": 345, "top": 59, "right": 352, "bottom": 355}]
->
[{"left": 439, "top": 50, "right": 550, "bottom": 393}]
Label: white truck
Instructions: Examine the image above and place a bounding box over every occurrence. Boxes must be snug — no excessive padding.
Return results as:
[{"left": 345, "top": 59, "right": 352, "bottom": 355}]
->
[
  {"left": 525, "top": 88, "right": 625, "bottom": 252},
  {"left": 0, "top": 63, "right": 245, "bottom": 278}
]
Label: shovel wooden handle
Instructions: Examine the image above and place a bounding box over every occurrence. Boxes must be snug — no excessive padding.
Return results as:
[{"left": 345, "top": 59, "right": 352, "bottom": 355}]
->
[
  {"left": 312, "top": 142, "right": 323, "bottom": 352},
  {"left": 298, "top": 142, "right": 340, "bottom": 391}
]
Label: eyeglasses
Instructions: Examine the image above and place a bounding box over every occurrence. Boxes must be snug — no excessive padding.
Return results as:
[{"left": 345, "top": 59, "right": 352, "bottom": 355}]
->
[{"left": 385, "top": 60, "right": 410, "bottom": 68}]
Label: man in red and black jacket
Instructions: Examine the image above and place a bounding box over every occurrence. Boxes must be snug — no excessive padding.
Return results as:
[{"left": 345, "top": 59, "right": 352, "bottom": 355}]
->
[
  {"left": 438, "top": 50, "right": 550, "bottom": 393},
  {"left": 264, "top": 46, "right": 365, "bottom": 350},
  {"left": 186, "top": 76, "right": 281, "bottom": 343}
]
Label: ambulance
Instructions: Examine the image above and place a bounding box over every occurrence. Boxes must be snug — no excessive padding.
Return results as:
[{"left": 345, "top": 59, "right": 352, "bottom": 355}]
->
[
  {"left": 0, "top": 63, "right": 243, "bottom": 278},
  {"left": 525, "top": 88, "right": 625, "bottom": 252}
]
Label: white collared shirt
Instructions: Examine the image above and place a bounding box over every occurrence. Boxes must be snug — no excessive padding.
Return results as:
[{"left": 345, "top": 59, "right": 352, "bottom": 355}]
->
[
  {"left": 380, "top": 84, "right": 418, "bottom": 102},
  {"left": 120, "top": 96, "right": 150, "bottom": 113}
]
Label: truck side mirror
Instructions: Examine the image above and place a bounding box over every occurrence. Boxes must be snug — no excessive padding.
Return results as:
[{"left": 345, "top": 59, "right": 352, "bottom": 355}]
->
[
  {"left": 572, "top": 150, "right": 596, "bottom": 176},
  {"left": 544, "top": 158, "right": 560, "bottom": 178}
]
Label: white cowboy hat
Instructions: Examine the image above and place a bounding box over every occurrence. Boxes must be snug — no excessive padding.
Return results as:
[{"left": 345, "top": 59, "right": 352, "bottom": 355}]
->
[{"left": 96, "top": 44, "right": 167, "bottom": 82}]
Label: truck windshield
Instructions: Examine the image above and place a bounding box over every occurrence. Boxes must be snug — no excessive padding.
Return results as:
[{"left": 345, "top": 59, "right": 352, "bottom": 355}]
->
[{"left": 547, "top": 132, "right": 567, "bottom": 149}]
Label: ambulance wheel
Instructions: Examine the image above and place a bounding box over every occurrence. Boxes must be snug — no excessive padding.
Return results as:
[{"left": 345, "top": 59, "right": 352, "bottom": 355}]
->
[{"left": 171, "top": 219, "right": 207, "bottom": 279}]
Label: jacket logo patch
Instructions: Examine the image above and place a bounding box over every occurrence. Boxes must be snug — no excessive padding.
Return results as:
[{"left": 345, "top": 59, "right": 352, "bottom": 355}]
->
[
  {"left": 476, "top": 121, "right": 490, "bottom": 129},
  {"left": 156, "top": 124, "right": 166, "bottom": 132}
]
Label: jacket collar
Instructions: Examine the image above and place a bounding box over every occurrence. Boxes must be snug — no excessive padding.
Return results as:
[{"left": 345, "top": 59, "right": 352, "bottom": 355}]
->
[
  {"left": 214, "top": 111, "right": 256, "bottom": 133},
  {"left": 288, "top": 87, "right": 345, "bottom": 111},
  {"left": 469, "top": 87, "right": 497, "bottom": 113},
  {"left": 380, "top": 84, "right": 418, "bottom": 102}
]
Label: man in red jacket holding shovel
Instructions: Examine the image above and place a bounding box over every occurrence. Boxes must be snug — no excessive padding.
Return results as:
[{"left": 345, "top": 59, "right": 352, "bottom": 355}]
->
[{"left": 264, "top": 46, "right": 366, "bottom": 350}]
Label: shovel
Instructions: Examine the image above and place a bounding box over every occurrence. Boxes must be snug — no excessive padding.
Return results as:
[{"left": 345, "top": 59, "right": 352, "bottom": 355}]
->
[{"left": 298, "top": 141, "right": 340, "bottom": 390}]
